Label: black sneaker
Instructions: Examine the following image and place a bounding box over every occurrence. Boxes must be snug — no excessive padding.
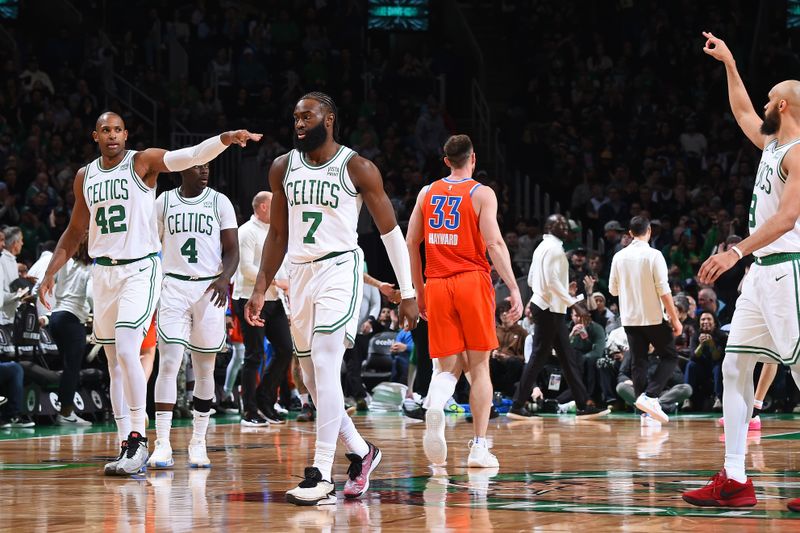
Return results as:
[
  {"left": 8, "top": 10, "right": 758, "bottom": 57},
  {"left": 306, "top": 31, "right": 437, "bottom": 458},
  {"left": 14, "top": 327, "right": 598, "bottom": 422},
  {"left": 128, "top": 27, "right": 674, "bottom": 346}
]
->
[
  {"left": 402, "top": 403, "right": 426, "bottom": 421},
  {"left": 240, "top": 415, "right": 269, "bottom": 427},
  {"left": 262, "top": 407, "right": 286, "bottom": 425},
  {"left": 9, "top": 415, "right": 35, "bottom": 428},
  {"left": 466, "top": 405, "right": 499, "bottom": 423},
  {"left": 356, "top": 398, "right": 369, "bottom": 412},
  {"left": 289, "top": 397, "right": 302, "bottom": 412},
  {"left": 286, "top": 467, "right": 336, "bottom": 506},
  {"left": 296, "top": 404, "right": 315, "bottom": 422},
  {"left": 115, "top": 431, "right": 149, "bottom": 475},
  {"left": 506, "top": 405, "right": 538, "bottom": 420},
  {"left": 576, "top": 405, "right": 611, "bottom": 419}
]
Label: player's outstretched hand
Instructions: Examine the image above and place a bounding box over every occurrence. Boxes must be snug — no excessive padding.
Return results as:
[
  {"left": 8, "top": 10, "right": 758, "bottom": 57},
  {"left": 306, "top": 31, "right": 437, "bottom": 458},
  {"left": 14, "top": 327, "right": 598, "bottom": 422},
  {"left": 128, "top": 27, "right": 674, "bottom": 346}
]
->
[
  {"left": 702, "top": 32, "right": 734, "bottom": 64},
  {"left": 38, "top": 273, "right": 54, "bottom": 311},
  {"left": 245, "top": 292, "right": 266, "bottom": 327},
  {"left": 378, "top": 282, "right": 401, "bottom": 304},
  {"left": 398, "top": 297, "right": 420, "bottom": 331},
  {"left": 506, "top": 287, "right": 523, "bottom": 323},
  {"left": 205, "top": 277, "right": 229, "bottom": 308},
  {"left": 697, "top": 249, "right": 739, "bottom": 284},
  {"left": 223, "top": 130, "right": 263, "bottom": 147}
]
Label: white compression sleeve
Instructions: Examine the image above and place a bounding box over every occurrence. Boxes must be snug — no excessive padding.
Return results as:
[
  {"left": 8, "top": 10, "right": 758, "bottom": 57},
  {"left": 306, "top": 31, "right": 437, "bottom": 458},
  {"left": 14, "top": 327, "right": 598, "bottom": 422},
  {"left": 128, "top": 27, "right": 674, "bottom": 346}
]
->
[
  {"left": 163, "top": 134, "right": 227, "bottom": 172},
  {"left": 380, "top": 225, "right": 415, "bottom": 299}
]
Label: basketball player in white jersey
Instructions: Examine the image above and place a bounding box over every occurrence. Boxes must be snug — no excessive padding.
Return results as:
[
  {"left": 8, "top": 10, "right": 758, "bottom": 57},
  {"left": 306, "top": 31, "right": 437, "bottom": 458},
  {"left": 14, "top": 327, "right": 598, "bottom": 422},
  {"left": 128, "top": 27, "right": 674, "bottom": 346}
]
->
[
  {"left": 682, "top": 33, "right": 800, "bottom": 512},
  {"left": 39, "top": 112, "right": 260, "bottom": 475},
  {"left": 245, "top": 92, "right": 419, "bottom": 505},
  {"left": 149, "top": 162, "right": 238, "bottom": 469}
]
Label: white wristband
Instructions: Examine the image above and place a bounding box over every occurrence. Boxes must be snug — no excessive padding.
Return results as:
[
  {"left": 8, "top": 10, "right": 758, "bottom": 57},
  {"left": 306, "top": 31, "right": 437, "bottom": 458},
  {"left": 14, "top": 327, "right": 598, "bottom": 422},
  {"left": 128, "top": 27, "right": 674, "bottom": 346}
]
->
[
  {"left": 380, "top": 225, "right": 415, "bottom": 299},
  {"left": 731, "top": 245, "right": 743, "bottom": 260}
]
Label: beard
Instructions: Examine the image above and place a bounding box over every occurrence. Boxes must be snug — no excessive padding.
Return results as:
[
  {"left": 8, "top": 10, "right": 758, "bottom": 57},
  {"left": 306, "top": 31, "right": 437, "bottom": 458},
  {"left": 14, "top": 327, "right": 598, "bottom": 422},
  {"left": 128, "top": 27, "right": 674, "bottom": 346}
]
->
[
  {"left": 293, "top": 121, "right": 328, "bottom": 153},
  {"left": 760, "top": 107, "right": 781, "bottom": 135}
]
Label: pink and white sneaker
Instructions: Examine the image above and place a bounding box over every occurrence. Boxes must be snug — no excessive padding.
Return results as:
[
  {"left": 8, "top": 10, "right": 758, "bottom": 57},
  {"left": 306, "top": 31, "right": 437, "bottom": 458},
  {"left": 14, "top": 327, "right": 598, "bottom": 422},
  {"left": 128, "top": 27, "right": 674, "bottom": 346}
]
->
[
  {"left": 344, "top": 441, "right": 382, "bottom": 499},
  {"left": 718, "top": 415, "right": 762, "bottom": 431}
]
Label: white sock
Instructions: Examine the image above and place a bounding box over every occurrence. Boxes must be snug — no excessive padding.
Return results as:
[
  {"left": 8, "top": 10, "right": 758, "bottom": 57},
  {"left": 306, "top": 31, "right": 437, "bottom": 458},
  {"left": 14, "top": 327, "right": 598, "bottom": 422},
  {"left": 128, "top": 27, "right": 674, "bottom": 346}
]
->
[
  {"left": 753, "top": 399, "right": 763, "bottom": 410},
  {"left": 115, "top": 415, "right": 131, "bottom": 444},
  {"left": 130, "top": 406, "right": 146, "bottom": 436},
  {"left": 473, "top": 436, "right": 487, "bottom": 448},
  {"left": 427, "top": 371, "right": 459, "bottom": 411},
  {"left": 192, "top": 410, "right": 211, "bottom": 441},
  {"left": 339, "top": 414, "right": 369, "bottom": 457},
  {"left": 155, "top": 411, "right": 173, "bottom": 442},
  {"left": 300, "top": 393, "right": 309, "bottom": 406},
  {"left": 313, "top": 441, "right": 336, "bottom": 481},
  {"left": 291, "top": 388, "right": 300, "bottom": 400},
  {"left": 722, "top": 353, "right": 756, "bottom": 484}
]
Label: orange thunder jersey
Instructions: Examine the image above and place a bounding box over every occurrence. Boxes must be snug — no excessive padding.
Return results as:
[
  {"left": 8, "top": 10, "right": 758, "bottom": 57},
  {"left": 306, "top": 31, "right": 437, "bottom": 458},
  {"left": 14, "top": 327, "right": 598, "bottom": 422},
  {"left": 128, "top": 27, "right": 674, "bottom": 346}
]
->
[{"left": 422, "top": 177, "right": 490, "bottom": 279}]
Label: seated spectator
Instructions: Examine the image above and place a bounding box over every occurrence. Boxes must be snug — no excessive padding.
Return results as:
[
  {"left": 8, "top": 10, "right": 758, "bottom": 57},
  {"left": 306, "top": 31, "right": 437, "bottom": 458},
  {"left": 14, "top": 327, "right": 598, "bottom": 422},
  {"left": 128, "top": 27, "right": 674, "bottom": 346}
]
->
[
  {"left": 389, "top": 326, "right": 414, "bottom": 384},
  {"left": 490, "top": 300, "right": 527, "bottom": 396},
  {"left": 615, "top": 347, "right": 692, "bottom": 415},
  {"left": 568, "top": 303, "right": 607, "bottom": 403},
  {"left": 0, "top": 361, "right": 35, "bottom": 427},
  {"left": 684, "top": 311, "right": 727, "bottom": 411},
  {"left": 590, "top": 292, "right": 620, "bottom": 334},
  {"left": 1, "top": 227, "right": 26, "bottom": 325},
  {"left": 673, "top": 295, "right": 696, "bottom": 359}
]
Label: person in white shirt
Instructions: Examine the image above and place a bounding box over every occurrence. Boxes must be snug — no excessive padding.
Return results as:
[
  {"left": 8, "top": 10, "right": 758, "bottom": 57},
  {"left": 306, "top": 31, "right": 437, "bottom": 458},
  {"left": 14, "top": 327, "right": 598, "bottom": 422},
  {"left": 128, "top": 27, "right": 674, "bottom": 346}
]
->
[
  {"left": 508, "top": 214, "right": 608, "bottom": 419},
  {"left": 48, "top": 237, "right": 93, "bottom": 426},
  {"left": 232, "top": 191, "right": 293, "bottom": 426},
  {"left": 609, "top": 216, "right": 682, "bottom": 424},
  {"left": 0, "top": 227, "right": 26, "bottom": 325}
]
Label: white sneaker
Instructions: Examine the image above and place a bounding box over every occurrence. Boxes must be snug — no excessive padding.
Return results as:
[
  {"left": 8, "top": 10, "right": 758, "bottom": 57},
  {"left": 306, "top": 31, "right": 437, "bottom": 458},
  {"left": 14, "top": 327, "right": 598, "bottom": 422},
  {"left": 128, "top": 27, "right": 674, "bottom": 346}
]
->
[
  {"left": 634, "top": 393, "right": 669, "bottom": 424},
  {"left": 286, "top": 467, "right": 336, "bottom": 506},
  {"left": 104, "top": 441, "right": 128, "bottom": 476},
  {"left": 712, "top": 397, "right": 723, "bottom": 410},
  {"left": 423, "top": 408, "right": 447, "bottom": 466},
  {"left": 467, "top": 440, "right": 499, "bottom": 468},
  {"left": 557, "top": 401, "right": 577, "bottom": 414},
  {"left": 188, "top": 437, "right": 211, "bottom": 468},
  {"left": 56, "top": 412, "right": 92, "bottom": 426},
  {"left": 116, "top": 432, "right": 149, "bottom": 475},
  {"left": 274, "top": 402, "right": 289, "bottom": 415},
  {"left": 147, "top": 439, "right": 174, "bottom": 469}
]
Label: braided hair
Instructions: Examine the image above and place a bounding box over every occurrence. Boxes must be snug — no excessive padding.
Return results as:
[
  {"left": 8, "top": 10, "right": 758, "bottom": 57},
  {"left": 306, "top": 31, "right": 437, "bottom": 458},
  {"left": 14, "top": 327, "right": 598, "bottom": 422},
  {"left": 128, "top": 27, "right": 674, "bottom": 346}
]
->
[{"left": 299, "top": 91, "right": 339, "bottom": 142}]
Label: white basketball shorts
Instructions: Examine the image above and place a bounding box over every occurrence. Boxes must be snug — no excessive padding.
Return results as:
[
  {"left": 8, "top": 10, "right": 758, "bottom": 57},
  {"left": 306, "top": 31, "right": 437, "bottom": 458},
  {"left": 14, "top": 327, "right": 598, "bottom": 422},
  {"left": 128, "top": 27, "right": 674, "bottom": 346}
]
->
[
  {"left": 156, "top": 274, "right": 226, "bottom": 353},
  {"left": 726, "top": 256, "right": 800, "bottom": 365},
  {"left": 92, "top": 254, "right": 161, "bottom": 344},
  {"left": 288, "top": 248, "right": 364, "bottom": 357}
]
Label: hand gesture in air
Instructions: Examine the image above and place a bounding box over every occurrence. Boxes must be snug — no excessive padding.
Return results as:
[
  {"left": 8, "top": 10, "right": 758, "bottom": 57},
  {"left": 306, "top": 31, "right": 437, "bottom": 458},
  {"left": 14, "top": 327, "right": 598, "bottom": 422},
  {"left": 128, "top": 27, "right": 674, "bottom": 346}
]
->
[
  {"left": 702, "top": 32, "right": 734, "bottom": 65},
  {"left": 222, "top": 130, "right": 263, "bottom": 147}
]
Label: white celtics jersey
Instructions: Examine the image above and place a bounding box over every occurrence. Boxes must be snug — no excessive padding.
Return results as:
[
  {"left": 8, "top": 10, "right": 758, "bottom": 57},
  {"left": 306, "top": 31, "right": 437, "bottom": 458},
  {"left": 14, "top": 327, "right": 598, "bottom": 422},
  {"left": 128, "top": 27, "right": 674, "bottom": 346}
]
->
[
  {"left": 83, "top": 150, "right": 160, "bottom": 260},
  {"left": 284, "top": 146, "right": 362, "bottom": 263},
  {"left": 156, "top": 187, "right": 237, "bottom": 278},
  {"left": 750, "top": 138, "right": 800, "bottom": 257}
]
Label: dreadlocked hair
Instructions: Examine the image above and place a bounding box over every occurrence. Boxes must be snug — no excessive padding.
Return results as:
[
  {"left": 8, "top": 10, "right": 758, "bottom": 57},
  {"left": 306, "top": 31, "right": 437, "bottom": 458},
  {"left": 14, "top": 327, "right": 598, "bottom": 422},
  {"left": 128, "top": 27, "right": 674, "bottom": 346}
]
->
[{"left": 300, "top": 91, "right": 339, "bottom": 141}]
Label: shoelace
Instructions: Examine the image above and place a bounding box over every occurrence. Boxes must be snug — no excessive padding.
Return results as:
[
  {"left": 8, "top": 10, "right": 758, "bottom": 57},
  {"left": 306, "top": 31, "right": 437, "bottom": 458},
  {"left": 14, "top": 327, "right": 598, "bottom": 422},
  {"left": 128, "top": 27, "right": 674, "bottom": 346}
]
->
[
  {"left": 125, "top": 436, "right": 144, "bottom": 459},
  {"left": 346, "top": 454, "right": 364, "bottom": 480},
  {"left": 298, "top": 467, "right": 323, "bottom": 488}
]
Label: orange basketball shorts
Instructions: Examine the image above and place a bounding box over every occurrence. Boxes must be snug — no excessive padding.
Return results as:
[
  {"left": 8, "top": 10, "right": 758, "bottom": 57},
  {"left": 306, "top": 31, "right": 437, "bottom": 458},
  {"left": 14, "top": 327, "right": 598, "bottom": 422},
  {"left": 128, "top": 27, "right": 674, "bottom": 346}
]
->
[
  {"left": 141, "top": 312, "right": 157, "bottom": 350},
  {"left": 426, "top": 270, "right": 498, "bottom": 358}
]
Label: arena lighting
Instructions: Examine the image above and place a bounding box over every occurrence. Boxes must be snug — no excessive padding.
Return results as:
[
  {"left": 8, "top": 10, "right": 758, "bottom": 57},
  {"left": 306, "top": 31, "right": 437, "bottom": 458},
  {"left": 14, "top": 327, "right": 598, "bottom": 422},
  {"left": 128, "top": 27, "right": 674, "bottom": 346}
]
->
[{"left": 367, "top": 0, "right": 430, "bottom": 31}]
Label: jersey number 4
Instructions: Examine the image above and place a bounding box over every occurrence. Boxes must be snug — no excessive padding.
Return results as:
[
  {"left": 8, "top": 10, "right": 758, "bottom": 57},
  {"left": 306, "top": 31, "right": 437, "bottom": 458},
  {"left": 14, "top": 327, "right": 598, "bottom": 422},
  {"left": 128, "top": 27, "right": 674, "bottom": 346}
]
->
[
  {"left": 181, "top": 238, "right": 198, "bottom": 263},
  {"left": 95, "top": 205, "right": 127, "bottom": 234},
  {"left": 428, "top": 195, "right": 461, "bottom": 230}
]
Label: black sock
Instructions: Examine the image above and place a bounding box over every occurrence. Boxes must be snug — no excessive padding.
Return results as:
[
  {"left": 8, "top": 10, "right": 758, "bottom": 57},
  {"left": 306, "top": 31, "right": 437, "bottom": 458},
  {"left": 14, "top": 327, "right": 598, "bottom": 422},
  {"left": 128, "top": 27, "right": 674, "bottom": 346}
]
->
[{"left": 751, "top": 407, "right": 761, "bottom": 419}]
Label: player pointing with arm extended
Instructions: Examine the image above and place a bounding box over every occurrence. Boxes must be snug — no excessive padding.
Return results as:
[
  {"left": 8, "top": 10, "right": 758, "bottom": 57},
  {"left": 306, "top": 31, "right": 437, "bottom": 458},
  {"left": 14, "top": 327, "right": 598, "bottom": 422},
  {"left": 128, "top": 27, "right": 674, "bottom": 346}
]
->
[
  {"left": 245, "top": 92, "right": 418, "bottom": 505},
  {"left": 683, "top": 32, "right": 800, "bottom": 512},
  {"left": 39, "top": 111, "right": 259, "bottom": 475}
]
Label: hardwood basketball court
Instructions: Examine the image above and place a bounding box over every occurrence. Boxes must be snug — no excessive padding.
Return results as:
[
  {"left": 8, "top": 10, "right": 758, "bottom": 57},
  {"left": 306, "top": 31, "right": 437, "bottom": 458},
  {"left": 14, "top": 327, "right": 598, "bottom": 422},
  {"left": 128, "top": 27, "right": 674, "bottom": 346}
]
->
[{"left": 2, "top": 412, "right": 799, "bottom": 531}]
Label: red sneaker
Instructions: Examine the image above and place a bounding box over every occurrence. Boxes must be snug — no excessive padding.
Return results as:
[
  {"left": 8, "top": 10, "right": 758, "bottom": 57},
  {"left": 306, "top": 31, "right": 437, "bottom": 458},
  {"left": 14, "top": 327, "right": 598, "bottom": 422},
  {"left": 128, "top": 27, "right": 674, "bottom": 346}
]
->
[
  {"left": 788, "top": 497, "right": 800, "bottom": 512},
  {"left": 343, "top": 441, "right": 382, "bottom": 499},
  {"left": 682, "top": 470, "right": 757, "bottom": 507}
]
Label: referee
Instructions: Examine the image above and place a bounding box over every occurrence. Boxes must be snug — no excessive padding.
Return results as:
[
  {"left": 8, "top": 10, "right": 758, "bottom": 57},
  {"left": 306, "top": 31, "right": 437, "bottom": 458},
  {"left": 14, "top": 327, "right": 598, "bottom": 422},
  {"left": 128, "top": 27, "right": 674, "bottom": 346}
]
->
[
  {"left": 609, "top": 216, "right": 682, "bottom": 424},
  {"left": 508, "top": 214, "right": 609, "bottom": 419}
]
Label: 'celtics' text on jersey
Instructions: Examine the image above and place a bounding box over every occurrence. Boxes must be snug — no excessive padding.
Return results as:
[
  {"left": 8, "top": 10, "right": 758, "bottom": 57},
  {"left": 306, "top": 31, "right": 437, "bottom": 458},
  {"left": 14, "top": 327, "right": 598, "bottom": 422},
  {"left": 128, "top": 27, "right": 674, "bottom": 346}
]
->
[
  {"left": 156, "top": 187, "right": 237, "bottom": 278},
  {"left": 283, "top": 146, "right": 361, "bottom": 263}
]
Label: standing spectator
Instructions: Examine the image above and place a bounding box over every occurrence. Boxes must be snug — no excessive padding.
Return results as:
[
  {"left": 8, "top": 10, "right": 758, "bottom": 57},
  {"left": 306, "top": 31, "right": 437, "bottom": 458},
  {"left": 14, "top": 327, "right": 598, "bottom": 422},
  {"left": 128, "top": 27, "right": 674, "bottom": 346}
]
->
[
  {"left": 609, "top": 216, "right": 682, "bottom": 424},
  {"left": 49, "top": 237, "right": 93, "bottom": 425},
  {"left": 508, "top": 214, "right": 608, "bottom": 419},
  {"left": 684, "top": 312, "right": 727, "bottom": 411}
]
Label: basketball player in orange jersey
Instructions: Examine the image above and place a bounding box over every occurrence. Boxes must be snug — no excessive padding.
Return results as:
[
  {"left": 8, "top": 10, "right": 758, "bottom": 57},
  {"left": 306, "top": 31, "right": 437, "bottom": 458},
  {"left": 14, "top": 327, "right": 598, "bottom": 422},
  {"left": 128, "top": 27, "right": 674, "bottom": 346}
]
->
[{"left": 406, "top": 134, "right": 523, "bottom": 468}]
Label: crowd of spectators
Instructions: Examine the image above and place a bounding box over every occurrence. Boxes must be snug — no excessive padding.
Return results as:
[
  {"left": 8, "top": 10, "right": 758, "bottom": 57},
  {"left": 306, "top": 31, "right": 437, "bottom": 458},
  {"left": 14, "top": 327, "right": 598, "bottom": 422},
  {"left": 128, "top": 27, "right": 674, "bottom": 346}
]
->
[{"left": 1, "top": 0, "right": 799, "bottom": 418}]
